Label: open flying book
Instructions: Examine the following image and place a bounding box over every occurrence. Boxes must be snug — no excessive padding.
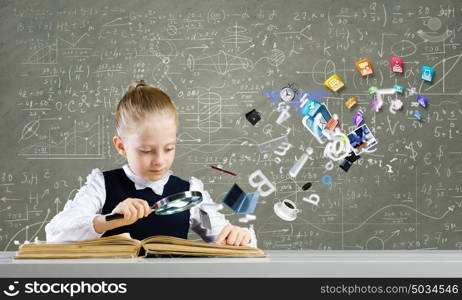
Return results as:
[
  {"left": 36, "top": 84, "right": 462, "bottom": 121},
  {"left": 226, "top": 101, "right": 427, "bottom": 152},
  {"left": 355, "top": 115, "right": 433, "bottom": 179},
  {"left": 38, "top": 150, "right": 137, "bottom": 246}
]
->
[{"left": 14, "top": 233, "right": 266, "bottom": 259}]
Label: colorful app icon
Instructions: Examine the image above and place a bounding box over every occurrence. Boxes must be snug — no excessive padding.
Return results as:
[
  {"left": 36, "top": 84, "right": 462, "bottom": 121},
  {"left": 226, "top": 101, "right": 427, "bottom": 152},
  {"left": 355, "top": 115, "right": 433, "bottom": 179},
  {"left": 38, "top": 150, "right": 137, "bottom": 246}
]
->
[
  {"left": 390, "top": 56, "right": 404, "bottom": 73},
  {"left": 416, "top": 95, "right": 429, "bottom": 108},
  {"left": 324, "top": 74, "right": 345, "bottom": 92},
  {"left": 347, "top": 124, "right": 378, "bottom": 155},
  {"left": 355, "top": 59, "right": 374, "bottom": 76},
  {"left": 344, "top": 97, "right": 357, "bottom": 109},
  {"left": 421, "top": 65, "right": 435, "bottom": 82}
]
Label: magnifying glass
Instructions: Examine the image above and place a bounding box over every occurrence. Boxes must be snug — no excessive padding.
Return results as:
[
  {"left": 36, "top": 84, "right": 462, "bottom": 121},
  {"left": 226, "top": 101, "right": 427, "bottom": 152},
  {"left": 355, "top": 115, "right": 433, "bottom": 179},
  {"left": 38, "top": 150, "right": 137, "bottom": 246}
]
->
[{"left": 105, "top": 191, "right": 203, "bottom": 221}]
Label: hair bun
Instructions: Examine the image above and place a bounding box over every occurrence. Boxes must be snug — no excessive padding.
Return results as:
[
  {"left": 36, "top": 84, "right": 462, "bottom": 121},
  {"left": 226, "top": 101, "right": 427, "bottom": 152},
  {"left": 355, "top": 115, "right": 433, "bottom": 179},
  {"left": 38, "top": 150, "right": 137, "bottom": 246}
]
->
[{"left": 128, "top": 80, "right": 147, "bottom": 91}]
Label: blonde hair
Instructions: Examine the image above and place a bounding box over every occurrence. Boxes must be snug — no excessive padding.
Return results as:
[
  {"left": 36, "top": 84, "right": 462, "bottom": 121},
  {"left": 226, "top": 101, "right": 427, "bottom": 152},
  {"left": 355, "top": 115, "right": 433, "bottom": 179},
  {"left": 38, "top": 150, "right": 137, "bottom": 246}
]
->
[{"left": 115, "top": 80, "right": 178, "bottom": 136}]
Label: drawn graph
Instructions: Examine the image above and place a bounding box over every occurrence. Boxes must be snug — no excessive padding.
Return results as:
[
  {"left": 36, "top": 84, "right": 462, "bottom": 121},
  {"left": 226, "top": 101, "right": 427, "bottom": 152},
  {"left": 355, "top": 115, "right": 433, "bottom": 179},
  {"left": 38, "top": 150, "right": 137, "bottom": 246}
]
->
[
  {"left": 22, "top": 40, "right": 57, "bottom": 65},
  {"left": 17, "top": 115, "right": 106, "bottom": 159}
]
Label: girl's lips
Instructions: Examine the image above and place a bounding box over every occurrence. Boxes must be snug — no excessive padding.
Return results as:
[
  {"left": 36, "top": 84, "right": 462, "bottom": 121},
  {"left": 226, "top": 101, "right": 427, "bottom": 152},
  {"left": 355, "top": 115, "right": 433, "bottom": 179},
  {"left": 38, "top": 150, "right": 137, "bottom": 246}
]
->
[{"left": 149, "top": 169, "right": 163, "bottom": 173}]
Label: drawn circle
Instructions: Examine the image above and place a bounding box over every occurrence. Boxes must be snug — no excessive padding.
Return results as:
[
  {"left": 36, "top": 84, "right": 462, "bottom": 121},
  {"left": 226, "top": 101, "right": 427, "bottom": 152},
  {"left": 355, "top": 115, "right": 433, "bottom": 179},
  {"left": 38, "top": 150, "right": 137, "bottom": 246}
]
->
[
  {"left": 311, "top": 59, "right": 336, "bottom": 85},
  {"left": 426, "top": 17, "right": 441, "bottom": 31},
  {"left": 321, "top": 174, "right": 332, "bottom": 185},
  {"left": 166, "top": 24, "right": 178, "bottom": 35},
  {"left": 391, "top": 40, "right": 417, "bottom": 58},
  {"left": 365, "top": 236, "right": 385, "bottom": 250},
  {"left": 268, "top": 49, "right": 286, "bottom": 67}
]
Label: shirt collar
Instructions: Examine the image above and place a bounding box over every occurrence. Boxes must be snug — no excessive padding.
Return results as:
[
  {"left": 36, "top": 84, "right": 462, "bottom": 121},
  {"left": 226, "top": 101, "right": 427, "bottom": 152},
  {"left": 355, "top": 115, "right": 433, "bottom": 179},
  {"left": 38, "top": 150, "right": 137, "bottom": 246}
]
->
[{"left": 122, "top": 164, "right": 173, "bottom": 195}]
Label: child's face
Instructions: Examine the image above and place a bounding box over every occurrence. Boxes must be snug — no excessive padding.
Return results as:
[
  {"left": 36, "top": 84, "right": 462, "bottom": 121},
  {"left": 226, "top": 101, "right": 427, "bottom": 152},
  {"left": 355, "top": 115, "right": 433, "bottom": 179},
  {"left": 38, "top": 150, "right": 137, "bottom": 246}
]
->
[{"left": 113, "top": 113, "right": 177, "bottom": 181}]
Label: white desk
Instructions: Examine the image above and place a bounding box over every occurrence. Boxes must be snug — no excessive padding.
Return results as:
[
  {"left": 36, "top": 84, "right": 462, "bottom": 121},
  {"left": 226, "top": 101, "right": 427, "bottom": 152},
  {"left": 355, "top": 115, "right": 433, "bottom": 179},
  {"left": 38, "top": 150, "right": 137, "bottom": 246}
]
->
[{"left": 2, "top": 251, "right": 462, "bottom": 277}]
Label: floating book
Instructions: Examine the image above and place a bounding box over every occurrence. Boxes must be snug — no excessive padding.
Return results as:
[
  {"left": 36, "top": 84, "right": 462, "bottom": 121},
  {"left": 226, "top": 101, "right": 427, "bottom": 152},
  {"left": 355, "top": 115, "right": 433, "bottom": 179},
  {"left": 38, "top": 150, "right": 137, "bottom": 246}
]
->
[{"left": 221, "top": 184, "right": 260, "bottom": 214}]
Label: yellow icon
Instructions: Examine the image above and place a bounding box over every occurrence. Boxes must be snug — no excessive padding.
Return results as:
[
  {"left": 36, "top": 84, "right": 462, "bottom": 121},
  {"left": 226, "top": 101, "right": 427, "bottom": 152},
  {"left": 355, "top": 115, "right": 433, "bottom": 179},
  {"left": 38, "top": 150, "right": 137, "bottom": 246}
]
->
[
  {"left": 324, "top": 74, "right": 345, "bottom": 92},
  {"left": 344, "top": 97, "right": 357, "bottom": 109}
]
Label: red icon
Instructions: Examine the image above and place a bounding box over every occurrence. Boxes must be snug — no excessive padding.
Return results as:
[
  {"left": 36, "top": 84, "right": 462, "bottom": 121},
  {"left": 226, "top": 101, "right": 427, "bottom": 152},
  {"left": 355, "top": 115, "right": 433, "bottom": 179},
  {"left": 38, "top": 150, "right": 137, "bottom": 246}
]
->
[{"left": 390, "top": 56, "right": 404, "bottom": 73}]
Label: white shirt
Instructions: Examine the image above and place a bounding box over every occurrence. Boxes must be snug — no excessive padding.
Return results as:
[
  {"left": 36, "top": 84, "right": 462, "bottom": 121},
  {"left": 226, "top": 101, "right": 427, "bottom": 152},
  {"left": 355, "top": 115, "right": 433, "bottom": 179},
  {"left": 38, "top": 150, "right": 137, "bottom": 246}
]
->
[{"left": 45, "top": 165, "right": 257, "bottom": 247}]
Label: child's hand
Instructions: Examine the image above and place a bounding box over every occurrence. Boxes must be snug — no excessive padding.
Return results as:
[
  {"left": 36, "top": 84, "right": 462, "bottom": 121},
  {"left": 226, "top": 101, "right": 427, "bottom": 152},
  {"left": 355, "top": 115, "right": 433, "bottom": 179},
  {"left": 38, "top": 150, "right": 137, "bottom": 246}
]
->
[
  {"left": 109, "top": 198, "right": 152, "bottom": 227},
  {"left": 214, "top": 224, "right": 251, "bottom": 246}
]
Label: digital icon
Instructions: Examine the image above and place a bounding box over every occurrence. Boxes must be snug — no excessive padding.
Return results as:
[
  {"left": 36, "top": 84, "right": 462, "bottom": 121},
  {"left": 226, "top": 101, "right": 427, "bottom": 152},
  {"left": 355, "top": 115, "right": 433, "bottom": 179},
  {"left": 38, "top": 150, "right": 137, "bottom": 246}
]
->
[
  {"left": 323, "top": 128, "right": 351, "bottom": 162},
  {"left": 339, "top": 160, "right": 353, "bottom": 172},
  {"left": 289, "top": 147, "right": 313, "bottom": 178},
  {"left": 245, "top": 109, "right": 261, "bottom": 125},
  {"left": 324, "top": 74, "right": 345, "bottom": 92},
  {"left": 368, "top": 86, "right": 378, "bottom": 95},
  {"left": 412, "top": 110, "right": 425, "bottom": 121},
  {"left": 339, "top": 151, "right": 360, "bottom": 172},
  {"left": 321, "top": 174, "right": 332, "bottom": 185},
  {"left": 390, "top": 56, "right": 404, "bottom": 73},
  {"left": 390, "top": 98, "right": 403, "bottom": 113},
  {"left": 221, "top": 184, "right": 260, "bottom": 214},
  {"left": 301, "top": 99, "right": 332, "bottom": 144},
  {"left": 302, "top": 194, "right": 320, "bottom": 206},
  {"left": 355, "top": 58, "right": 374, "bottom": 76},
  {"left": 393, "top": 84, "right": 404, "bottom": 94},
  {"left": 372, "top": 88, "right": 396, "bottom": 112},
  {"left": 347, "top": 124, "right": 378, "bottom": 155},
  {"left": 420, "top": 65, "right": 435, "bottom": 82},
  {"left": 370, "top": 99, "right": 383, "bottom": 112},
  {"left": 325, "top": 115, "right": 339, "bottom": 131},
  {"left": 280, "top": 87, "right": 295, "bottom": 102},
  {"left": 274, "top": 199, "right": 300, "bottom": 221},
  {"left": 353, "top": 111, "right": 364, "bottom": 127},
  {"left": 416, "top": 95, "right": 429, "bottom": 108},
  {"left": 276, "top": 102, "right": 291, "bottom": 125},
  {"left": 302, "top": 182, "right": 312, "bottom": 191},
  {"left": 3, "top": 281, "right": 20, "bottom": 297},
  {"left": 344, "top": 97, "right": 357, "bottom": 109}
]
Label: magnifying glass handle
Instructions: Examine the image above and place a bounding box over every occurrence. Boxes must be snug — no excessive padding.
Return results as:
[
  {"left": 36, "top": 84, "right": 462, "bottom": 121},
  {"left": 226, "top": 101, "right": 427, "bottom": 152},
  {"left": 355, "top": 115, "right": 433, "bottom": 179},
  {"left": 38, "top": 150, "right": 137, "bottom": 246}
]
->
[{"left": 105, "top": 213, "right": 125, "bottom": 221}]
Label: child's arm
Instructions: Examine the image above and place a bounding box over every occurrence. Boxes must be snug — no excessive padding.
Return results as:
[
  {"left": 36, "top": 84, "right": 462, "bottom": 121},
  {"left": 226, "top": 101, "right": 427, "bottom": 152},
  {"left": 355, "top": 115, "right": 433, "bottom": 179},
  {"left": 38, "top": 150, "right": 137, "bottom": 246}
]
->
[
  {"left": 45, "top": 169, "right": 107, "bottom": 243},
  {"left": 188, "top": 177, "right": 258, "bottom": 247},
  {"left": 45, "top": 169, "right": 152, "bottom": 243}
]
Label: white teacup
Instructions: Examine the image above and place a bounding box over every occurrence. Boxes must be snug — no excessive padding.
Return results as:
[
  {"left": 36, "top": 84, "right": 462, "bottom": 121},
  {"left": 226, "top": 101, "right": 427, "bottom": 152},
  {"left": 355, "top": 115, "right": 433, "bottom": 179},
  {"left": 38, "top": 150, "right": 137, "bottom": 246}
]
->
[{"left": 274, "top": 199, "right": 300, "bottom": 221}]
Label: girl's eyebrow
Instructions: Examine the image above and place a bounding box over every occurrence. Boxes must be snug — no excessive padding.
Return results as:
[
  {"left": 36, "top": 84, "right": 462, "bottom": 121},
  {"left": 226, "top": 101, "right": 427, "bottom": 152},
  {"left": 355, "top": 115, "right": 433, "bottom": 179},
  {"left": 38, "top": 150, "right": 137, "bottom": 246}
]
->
[{"left": 140, "top": 141, "right": 176, "bottom": 147}]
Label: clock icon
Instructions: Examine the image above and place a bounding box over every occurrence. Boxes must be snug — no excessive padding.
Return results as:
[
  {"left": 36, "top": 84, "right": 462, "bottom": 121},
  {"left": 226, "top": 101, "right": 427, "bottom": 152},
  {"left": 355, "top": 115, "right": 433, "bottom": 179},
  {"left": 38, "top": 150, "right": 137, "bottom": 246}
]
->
[{"left": 280, "top": 87, "right": 295, "bottom": 102}]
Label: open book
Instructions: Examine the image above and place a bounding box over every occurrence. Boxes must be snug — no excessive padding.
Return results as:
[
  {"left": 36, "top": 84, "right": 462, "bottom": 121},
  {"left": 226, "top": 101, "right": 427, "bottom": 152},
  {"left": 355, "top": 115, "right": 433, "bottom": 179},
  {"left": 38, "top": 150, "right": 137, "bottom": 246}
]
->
[{"left": 14, "top": 233, "right": 266, "bottom": 259}]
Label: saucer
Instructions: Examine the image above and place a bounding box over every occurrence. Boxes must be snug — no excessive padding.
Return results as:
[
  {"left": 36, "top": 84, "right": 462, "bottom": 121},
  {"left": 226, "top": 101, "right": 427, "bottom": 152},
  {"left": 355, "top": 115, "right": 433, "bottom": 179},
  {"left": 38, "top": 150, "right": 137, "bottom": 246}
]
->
[{"left": 273, "top": 202, "right": 297, "bottom": 221}]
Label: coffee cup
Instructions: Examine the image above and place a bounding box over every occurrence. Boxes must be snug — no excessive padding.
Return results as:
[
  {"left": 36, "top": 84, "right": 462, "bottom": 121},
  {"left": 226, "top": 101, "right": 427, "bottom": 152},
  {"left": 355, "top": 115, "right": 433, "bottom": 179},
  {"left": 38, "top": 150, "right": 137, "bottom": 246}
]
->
[{"left": 274, "top": 199, "right": 300, "bottom": 221}]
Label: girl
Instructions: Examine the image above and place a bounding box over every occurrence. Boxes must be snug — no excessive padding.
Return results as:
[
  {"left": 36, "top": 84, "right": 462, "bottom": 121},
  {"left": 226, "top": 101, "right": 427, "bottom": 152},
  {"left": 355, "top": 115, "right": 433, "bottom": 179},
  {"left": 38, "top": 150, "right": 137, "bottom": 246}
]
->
[{"left": 45, "top": 80, "right": 256, "bottom": 247}]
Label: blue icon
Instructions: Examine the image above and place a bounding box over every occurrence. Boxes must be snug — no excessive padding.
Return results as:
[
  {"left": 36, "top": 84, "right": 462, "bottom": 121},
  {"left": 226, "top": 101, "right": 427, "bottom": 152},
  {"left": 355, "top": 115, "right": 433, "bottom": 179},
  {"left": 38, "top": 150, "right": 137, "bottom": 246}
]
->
[
  {"left": 412, "top": 110, "right": 425, "bottom": 121},
  {"left": 301, "top": 99, "right": 332, "bottom": 143},
  {"left": 321, "top": 175, "right": 332, "bottom": 185},
  {"left": 393, "top": 85, "right": 404, "bottom": 94},
  {"left": 416, "top": 95, "right": 429, "bottom": 108},
  {"left": 347, "top": 124, "right": 378, "bottom": 155},
  {"left": 221, "top": 184, "right": 260, "bottom": 214},
  {"left": 420, "top": 65, "right": 435, "bottom": 82}
]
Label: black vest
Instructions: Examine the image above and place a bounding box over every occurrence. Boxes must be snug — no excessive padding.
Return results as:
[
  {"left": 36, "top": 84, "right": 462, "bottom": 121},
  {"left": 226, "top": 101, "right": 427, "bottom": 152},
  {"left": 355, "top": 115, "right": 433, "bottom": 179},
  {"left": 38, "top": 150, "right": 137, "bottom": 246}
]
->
[{"left": 101, "top": 169, "right": 190, "bottom": 240}]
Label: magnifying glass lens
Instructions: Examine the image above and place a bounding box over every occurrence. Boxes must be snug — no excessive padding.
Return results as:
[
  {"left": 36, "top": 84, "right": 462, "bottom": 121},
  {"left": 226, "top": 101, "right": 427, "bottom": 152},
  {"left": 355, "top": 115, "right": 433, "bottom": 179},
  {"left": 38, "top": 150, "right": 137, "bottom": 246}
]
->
[{"left": 154, "top": 193, "right": 202, "bottom": 215}]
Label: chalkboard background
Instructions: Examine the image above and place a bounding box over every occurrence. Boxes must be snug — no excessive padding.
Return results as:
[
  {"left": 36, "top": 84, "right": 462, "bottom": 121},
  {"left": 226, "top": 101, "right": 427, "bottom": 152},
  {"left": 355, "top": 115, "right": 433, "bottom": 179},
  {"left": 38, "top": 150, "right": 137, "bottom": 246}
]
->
[{"left": 1, "top": 0, "right": 461, "bottom": 251}]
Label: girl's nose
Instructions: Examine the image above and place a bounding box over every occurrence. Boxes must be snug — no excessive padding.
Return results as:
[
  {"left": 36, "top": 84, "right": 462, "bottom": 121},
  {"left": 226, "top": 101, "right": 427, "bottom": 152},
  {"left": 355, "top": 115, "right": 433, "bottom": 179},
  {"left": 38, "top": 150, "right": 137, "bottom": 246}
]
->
[{"left": 151, "top": 153, "right": 164, "bottom": 166}]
